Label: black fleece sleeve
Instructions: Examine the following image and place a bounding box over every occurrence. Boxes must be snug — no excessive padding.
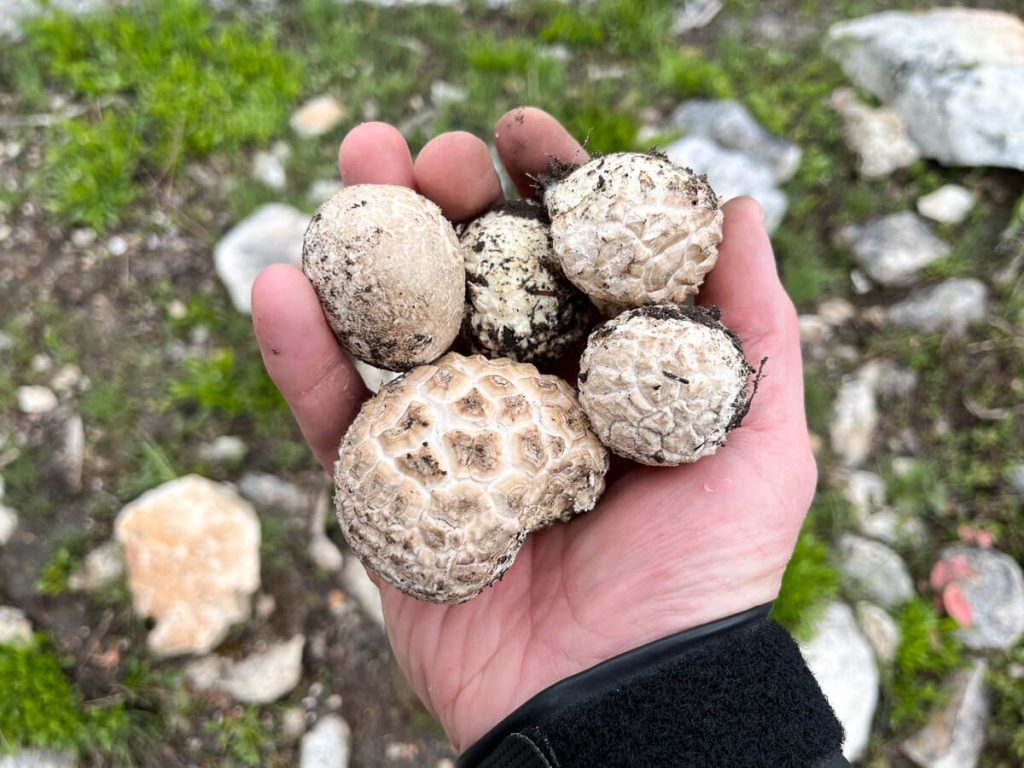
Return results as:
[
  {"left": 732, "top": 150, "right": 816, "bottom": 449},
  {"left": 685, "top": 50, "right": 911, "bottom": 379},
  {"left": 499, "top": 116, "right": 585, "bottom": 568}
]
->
[{"left": 458, "top": 605, "right": 848, "bottom": 768}]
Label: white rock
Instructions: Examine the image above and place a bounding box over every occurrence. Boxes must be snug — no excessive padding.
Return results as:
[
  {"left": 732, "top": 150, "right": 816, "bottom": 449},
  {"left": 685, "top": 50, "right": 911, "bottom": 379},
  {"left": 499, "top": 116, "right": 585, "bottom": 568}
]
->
[
  {"left": 829, "top": 87, "right": 920, "bottom": 177},
  {"left": 49, "top": 364, "right": 82, "bottom": 393},
  {"left": 802, "top": 602, "right": 879, "bottom": 762},
  {"left": 430, "top": 80, "right": 467, "bottom": 105},
  {"left": 887, "top": 279, "right": 988, "bottom": 336},
  {"left": 238, "top": 472, "right": 309, "bottom": 515},
  {"left": 843, "top": 470, "right": 887, "bottom": 517},
  {"left": 672, "top": 0, "right": 722, "bottom": 34},
  {"left": 308, "top": 179, "right": 345, "bottom": 205},
  {"left": 828, "top": 9, "right": 1024, "bottom": 170},
  {"left": 115, "top": 475, "right": 261, "bottom": 657},
  {"left": 855, "top": 601, "right": 901, "bottom": 665},
  {"left": 918, "top": 185, "right": 974, "bottom": 226},
  {"left": 63, "top": 414, "right": 84, "bottom": 490},
  {"left": 670, "top": 99, "right": 801, "bottom": 182},
  {"left": 0, "top": 751, "right": 77, "bottom": 768},
  {"left": 310, "top": 534, "right": 343, "bottom": 573},
  {"left": 341, "top": 557, "right": 385, "bottom": 629},
  {"left": 68, "top": 541, "right": 123, "bottom": 592},
  {"left": 300, "top": 714, "right": 352, "bottom": 768},
  {"left": 0, "top": 503, "right": 17, "bottom": 546},
  {"left": 16, "top": 385, "right": 58, "bottom": 414},
  {"left": 837, "top": 534, "right": 914, "bottom": 608},
  {"left": 841, "top": 212, "right": 950, "bottom": 286},
  {"left": 0, "top": 605, "right": 32, "bottom": 645},
  {"left": 829, "top": 367, "right": 878, "bottom": 467},
  {"left": 818, "top": 298, "right": 856, "bottom": 327},
  {"left": 197, "top": 435, "right": 248, "bottom": 464},
  {"left": 252, "top": 151, "right": 287, "bottom": 191},
  {"left": 857, "top": 508, "right": 928, "bottom": 549},
  {"left": 664, "top": 135, "right": 788, "bottom": 233},
  {"left": 0, "top": 0, "right": 106, "bottom": 42},
  {"left": 290, "top": 95, "right": 346, "bottom": 138},
  {"left": 937, "top": 546, "right": 1024, "bottom": 651},
  {"left": 874, "top": 359, "right": 919, "bottom": 398},
  {"left": 186, "top": 635, "right": 305, "bottom": 703},
  {"left": 282, "top": 706, "right": 307, "bottom": 740},
  {"left": 213, "top": 204, "right": 310, "bottom": 314},
  {"left": 903, "top": 660, "right": 990, "bottom": 768},
  {"left": 351, "top": 358, "right": 400, "bottom": 394},
  {"left": 1010, "top": 464, "right": 1024, "bottom": 495}
]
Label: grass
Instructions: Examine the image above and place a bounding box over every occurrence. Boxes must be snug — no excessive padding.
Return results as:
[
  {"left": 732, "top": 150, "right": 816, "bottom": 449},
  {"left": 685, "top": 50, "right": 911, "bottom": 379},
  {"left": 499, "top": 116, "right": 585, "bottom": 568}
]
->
[
  {"left": 10, "top": 0, "right": 301, "bottom": 230},
  {"left": 773, "top": 529, "right": 840, "bottom": 640}
]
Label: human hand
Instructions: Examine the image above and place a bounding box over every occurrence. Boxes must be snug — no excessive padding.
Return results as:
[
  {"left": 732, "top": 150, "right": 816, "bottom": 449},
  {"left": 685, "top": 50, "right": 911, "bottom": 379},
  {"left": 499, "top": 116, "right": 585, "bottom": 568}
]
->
[{"left": 251, "top": 107, "right": 816, "bottom": 753}]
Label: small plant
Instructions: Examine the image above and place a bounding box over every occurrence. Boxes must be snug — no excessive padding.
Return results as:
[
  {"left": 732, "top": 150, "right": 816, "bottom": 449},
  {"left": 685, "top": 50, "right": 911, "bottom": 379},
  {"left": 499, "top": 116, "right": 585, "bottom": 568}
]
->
[
  {"left": 773, "top": 529, "right": 840, "bottom": 640},
  {"left": 888, "top": 598, "right": 963, "bottom": 730},
  {"left": 37, "top": 545, "right": 79, "bottom": 597},
  {"left": 987, "top": 642, "right": 1024, "bottom": 765},
  {"left": 204, "top": 706, "right": 274, "bottom": 767},
  {"left": 0, "top": 639, "right": 84, "bottom": 751}
]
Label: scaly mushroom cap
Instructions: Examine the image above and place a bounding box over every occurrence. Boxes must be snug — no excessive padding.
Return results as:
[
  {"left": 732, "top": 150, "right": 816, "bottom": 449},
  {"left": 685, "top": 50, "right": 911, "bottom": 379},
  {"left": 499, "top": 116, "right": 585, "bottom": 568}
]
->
[
  {"left": 460, "top": 200, "right": 589, "bottom": 364},
  {"left": 302, "top": 185, "right": 464, "bottom": 371},
  {"left": 578, "top": 305, "right": 756, "bottom": 465},
  {"left": 543, "top": 152, "right": 723, "bottom": 316},
  {"left": 335, "top": 352, "right": 608, "bottom": 603}
]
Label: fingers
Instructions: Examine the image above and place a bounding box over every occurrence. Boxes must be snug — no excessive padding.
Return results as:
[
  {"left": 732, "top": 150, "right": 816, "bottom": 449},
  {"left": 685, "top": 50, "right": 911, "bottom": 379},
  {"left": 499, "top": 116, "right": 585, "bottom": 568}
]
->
[
  {"left": 414, "top": 131, "right": 503, "bottom": 222},
  {"left": 698, "top": 197, "right": 806, "bottom": 437},
  {"left": 338, "top": 122, "right": 416, "bottom": 188},
  {"left": 251, "top": 264, "right": 367, "bottom": 473},
  {"left": 494, "top": 107, "right": 589, "bottom": 198}
]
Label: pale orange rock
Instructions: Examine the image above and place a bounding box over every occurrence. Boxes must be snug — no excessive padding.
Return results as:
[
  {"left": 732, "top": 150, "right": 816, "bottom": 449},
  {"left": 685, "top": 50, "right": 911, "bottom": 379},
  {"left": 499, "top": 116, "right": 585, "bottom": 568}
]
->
[
  {"left": 115, "top": 475, "right": 261, "bottom": 657},
  {"left": 290, "top": 95, "right": 346, "bottom": 138}
]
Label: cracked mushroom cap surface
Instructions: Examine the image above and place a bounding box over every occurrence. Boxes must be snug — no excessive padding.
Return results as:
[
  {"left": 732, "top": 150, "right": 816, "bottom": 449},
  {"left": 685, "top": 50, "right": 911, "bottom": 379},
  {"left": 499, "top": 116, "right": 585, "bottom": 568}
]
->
[
  {"left": 578, "top": 305, "right": 756, "bottom": 465},
  {"left": 335, "top": 352, "right": 608, "bottom": 603},
  {"left": 302, "top": 184, "right": 464, "bottom": 371},
  {"left": 460, "top": 200, "right": 590, "bottom": 364},
  {"left": 543, "top": 152, "right": 723, "bottom": 316}
]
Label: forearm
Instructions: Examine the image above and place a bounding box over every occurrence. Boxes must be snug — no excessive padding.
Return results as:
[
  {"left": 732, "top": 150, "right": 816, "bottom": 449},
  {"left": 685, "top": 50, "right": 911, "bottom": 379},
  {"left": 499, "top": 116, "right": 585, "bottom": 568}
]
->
[{"left": 459, "top": 605, "right": 847, "bottom": 768}]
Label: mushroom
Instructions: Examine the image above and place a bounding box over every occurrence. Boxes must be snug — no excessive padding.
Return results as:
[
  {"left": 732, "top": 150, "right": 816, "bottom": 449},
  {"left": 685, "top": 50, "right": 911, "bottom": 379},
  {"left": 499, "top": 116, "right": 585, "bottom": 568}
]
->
[
  {"left": 460, "top": 200, "right": 590, "bottom": 364},
  {"left": 543, "top": 151, "right": 723, "bottom": 316},
  {"left": 577, "top": 304, "right": 758, "bottom": 465},
  {"left": 302, "top": 185, "right": 464, "bottom": 371},
  {"left": 334, "top": 352, "right": 608, "bottom": 603}
]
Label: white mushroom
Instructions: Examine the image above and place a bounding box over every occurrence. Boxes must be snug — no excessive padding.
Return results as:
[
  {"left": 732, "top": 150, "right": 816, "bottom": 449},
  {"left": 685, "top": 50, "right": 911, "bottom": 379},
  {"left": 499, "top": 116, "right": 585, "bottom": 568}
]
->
[
  {"left": 578, "top": 305, "right": 758, "bottom": 465},
  {"left": 543, "top": 152, "right": 723, "bottom": 315},
  {"left": 302, "top": 185, "right": 464, "bottom": 371},
  {"left": 334, "top": 352, "right": 608, "bottom": 603},
  {"left": 460, "top": 200, "right": 590, "bottom": 364}
]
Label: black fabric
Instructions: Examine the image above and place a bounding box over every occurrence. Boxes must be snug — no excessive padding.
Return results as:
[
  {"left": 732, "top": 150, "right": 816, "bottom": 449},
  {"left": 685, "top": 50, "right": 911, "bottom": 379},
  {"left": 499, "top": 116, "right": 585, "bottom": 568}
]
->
[{"left": 460, "top": 605, "right": 846, "bottom": 768}]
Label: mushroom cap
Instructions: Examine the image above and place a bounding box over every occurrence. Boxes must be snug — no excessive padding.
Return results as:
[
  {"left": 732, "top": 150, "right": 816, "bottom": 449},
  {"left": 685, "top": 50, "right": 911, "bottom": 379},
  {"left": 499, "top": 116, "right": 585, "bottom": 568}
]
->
[
  {"left": 302, "top": 185, "right": 464, "bottom": 371},
  {"left": 578, "top": 305, "right": 755, "bottom": 465},
  {"left": 335, "top": 352, "right": 608, "bottom": 603},
  {"left": 460, "top": 200, "right": 590, "bottom": 364},
  {"left": 543, "top": 152, "right": 723, "bottom": 315}
]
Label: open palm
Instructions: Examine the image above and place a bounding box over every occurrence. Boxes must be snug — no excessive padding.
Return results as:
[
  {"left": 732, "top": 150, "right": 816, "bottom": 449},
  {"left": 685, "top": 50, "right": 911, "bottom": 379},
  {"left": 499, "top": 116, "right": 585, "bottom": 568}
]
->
[{"left": 252, "top": 108, "right": 816, "bottom": 753}]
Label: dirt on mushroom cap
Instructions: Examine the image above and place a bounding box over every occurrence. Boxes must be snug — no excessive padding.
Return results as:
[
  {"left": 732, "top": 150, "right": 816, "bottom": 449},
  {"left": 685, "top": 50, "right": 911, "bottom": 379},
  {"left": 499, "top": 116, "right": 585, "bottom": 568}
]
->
[{"left": 334, "top": 352, "right": 608, "bottom": 603}]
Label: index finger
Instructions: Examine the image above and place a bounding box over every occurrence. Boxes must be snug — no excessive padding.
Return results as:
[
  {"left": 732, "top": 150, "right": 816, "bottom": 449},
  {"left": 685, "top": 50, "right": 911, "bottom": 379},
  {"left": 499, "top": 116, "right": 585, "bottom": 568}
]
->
[{"left": 494, "top": 107, "right": 589, "bottom": 198}]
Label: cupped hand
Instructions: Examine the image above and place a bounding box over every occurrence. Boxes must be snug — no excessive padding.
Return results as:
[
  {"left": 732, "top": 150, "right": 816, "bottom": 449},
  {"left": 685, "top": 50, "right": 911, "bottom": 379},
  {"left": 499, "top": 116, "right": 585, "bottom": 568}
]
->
[{"left": 251, "top": 108, "right": 816, "bottom": 752}]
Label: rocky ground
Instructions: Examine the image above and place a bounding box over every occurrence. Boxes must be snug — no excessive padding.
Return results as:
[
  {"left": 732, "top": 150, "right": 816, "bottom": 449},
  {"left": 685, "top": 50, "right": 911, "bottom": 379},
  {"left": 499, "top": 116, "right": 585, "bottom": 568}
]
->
[{"left": 1, "top": 1, "right": 1023, "bottom": 766}]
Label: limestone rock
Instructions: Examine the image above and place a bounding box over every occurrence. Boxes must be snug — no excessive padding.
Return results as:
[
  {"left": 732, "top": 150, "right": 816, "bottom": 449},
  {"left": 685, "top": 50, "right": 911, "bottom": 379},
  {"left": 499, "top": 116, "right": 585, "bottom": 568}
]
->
[
  {"left": 341, "top": 557, "right": 384, "bottom": 629},
  {"left": 0, "top": 502, "right": 17, "bottom": 546},
  {"left": 0, "top": 605, "right": 32, "bottom": 645},
  {"left": 837, "top": 534, "right": 914, "bottom": 608},
  {"left": 664, "top": 135, "right": 788, "bottom": 233},
  {"left": 841, "top": 212, "right": 950, "bottom": 286},
  {"left": 672, "top": 0, "right": 722, "bottom": 34},
  {"left": 196, "top": 435, "right": 248, "bottom": 465},
  {"left": 238, "top": 472, "right": 309, "bottom": 516},
  {"left": 185, "top": 635, "right": 305, "bottom": 703},
  {"left": 829, "top": 87, "right": 920, "bottom": 177},
  {"left": 828, "top": 9, "right": 1024, "bottom": 170},
  {"left": 0, "top": 752, "right": 77, "bottom": 768},
  {"left": 213, "top": 204, "right": 310, "bottom": 314},
  {"left": 829, "top": 365, "right": 878, "bottom": 467},
  {"left": 252, "top": 149, "right": 287, "bottom": 191},
  {"left": 933, "top": 546, "right": 1024, "bottom": 651},
  {"left": 300, "top": 715, "right": 352, "bottom": 768},
  {"left": 902, "top": 660, "right": 990, "bottom": 768},
  {"left": 17, "top": 385, "right": 57, "bottom": 414},
  {"left": 855, "top": 601, "right": 901, "bottom": 665},
  {"left": 802, "top": 602, "right": 879, "bottom": 762},
  {"left": 68, "top": 540, "right": 123, "bottom": 592},
  {"left": 115, "top": 475, "right": 261, "bottom": 657},
  {"left": 670, "top": 99, "right": 801, "bottom": 182},
  {"left": 918, "top": 185, "right": 974, "bottom": 226},
  {"left": 887, "top": 279, "right": 988, "bottom": 336},
  {"left": 0, "top": 0, "right": 106, "bottom": 42},
  {"left": 290, "top": 96, "right": 346, "bottom": 138}
]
